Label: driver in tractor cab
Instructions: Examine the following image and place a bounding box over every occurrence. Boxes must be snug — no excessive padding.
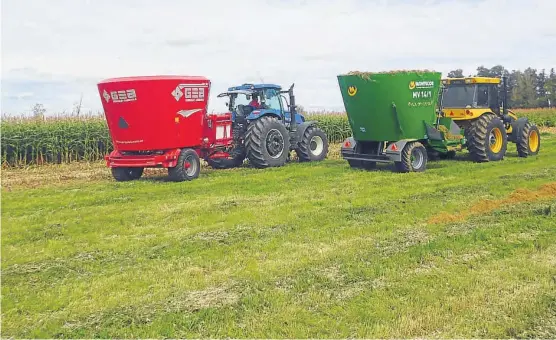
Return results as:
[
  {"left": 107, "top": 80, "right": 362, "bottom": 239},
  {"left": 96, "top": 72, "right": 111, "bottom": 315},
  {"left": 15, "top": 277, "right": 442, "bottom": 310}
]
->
[{"left": 248, "top": 93, "right": 261, "bottom": 109}]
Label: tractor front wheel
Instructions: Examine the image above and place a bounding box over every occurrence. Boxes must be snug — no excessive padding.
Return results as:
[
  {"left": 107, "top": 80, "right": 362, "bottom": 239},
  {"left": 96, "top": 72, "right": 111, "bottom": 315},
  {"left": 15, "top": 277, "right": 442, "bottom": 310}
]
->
[
  {"left": 516, "top": 122, "right": 540, "bottom": 157},
  {"left": 466, "top": 114, "right": 507, "bottom": 162},
  {"left": 111, "top": 167, "right": 144, "bottom": 181},
  {"left": 245, "top": 116, "right": 290, "bottom": 168},
  {"left": 168, "top": 148, "right": 200, "bottom": 182},
  {"left": 394, "top": 142, "right": 427, "bottom": 173},
  {"left": 296, "top": 126, "right": 329, "bottom": 162}
]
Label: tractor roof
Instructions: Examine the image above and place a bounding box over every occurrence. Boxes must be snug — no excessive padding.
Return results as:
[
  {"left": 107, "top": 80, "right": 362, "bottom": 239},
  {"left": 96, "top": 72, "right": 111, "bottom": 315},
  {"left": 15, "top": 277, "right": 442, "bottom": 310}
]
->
[
  {"left": 227, "top": 83, "right": 282, "bottom": 91},
  {"left": 442, "top": 77, "right": 501, "bottom": 85}
]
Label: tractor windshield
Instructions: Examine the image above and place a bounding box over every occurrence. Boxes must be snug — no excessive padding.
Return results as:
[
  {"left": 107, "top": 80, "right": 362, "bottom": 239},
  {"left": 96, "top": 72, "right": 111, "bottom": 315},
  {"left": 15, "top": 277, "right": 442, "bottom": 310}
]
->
[
  {"left": 442, "top": 84, "right": 476, "bottom": 108},
  {"left": 442, "top": 84, "right": 494, "bottom": 109},
  {"left": 231, "top": 93, "right": 252, "bottom": 109}
]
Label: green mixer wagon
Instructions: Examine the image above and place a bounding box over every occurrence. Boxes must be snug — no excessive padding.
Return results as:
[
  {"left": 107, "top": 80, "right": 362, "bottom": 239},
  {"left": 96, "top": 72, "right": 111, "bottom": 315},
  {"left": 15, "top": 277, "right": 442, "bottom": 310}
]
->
[{"left": 338, "top": 70, "right": 465, "bottom": 172}]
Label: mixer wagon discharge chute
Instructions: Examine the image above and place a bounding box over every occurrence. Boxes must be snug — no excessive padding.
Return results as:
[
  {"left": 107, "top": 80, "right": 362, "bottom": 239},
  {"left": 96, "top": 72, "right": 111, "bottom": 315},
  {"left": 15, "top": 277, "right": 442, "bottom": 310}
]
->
[{"left": 338, "top": 70, "right": 466, "bottom": 172}]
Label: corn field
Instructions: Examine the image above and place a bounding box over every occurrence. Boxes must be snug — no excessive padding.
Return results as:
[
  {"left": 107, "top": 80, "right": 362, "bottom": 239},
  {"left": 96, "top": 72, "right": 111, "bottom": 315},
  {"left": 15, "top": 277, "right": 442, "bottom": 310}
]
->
[
  {"left": 1, "top": 109, "right": 554, "bottom": 167},
  {"left": 1, "top": 114, "right": 112, "bottom": 167}
]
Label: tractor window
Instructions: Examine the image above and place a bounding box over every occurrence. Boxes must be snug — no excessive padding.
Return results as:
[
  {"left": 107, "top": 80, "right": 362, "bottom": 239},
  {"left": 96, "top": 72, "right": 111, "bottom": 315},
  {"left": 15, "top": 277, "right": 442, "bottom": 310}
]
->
[
  {"left": 231, "top": 93, "right": 251, "bottom": 110},
  {"left": 262, "top": 89, "right": 282, "bottom": 111},
  {"left": 476, "top": 85, "right": 489, "bottom": 107},
  {"left": 442, "top": 85, "right": 476, "bottom": 108}
]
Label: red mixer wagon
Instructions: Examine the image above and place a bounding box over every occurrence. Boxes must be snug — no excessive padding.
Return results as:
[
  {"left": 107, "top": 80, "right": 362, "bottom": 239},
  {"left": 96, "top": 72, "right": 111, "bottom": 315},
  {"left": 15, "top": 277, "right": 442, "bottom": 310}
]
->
[{"left": 97, "top": 76, "right": 233, "bottom": 182}]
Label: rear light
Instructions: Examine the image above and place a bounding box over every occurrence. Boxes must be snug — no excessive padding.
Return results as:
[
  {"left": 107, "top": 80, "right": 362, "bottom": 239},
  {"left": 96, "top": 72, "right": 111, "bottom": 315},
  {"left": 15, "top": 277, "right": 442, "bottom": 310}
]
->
[{"left": 344, "top": 140, "right": 352, "bottom": 148}]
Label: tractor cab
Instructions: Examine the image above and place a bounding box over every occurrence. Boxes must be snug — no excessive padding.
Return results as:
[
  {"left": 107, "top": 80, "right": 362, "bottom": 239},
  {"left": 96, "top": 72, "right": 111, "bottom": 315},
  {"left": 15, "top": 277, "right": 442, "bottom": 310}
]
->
[
  {"left": 217, "top": 83, "right": 304, "bottom": 124},
  {"left": 440, "top": 77, "right": 506, "bottom": 120}
]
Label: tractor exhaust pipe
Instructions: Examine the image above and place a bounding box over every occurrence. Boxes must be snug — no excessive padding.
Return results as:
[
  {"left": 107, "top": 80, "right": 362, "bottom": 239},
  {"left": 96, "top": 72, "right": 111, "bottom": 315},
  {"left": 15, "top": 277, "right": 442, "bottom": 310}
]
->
[
  {"left": 288, "top": 83, "right": 297, "bottom": 132},
  {"left": 502, "top": 75, "right": 508, "bottom": 116}
]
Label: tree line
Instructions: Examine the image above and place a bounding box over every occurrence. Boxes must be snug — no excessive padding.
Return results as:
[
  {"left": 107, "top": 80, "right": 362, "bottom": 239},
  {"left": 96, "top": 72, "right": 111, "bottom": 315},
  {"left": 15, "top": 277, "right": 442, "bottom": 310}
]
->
[{"left": 447, "top": 65, "right": 556, "bottom": 108}]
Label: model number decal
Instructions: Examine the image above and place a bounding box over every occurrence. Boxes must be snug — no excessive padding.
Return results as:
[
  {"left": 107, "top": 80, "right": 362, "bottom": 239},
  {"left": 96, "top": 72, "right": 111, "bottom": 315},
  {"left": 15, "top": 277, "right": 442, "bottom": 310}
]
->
[
  {"left": 412, "top": 91, "right": 432, "bottom": 99},
  {"left": 103, "top": 89, "right": 137, "bottom": 103}
]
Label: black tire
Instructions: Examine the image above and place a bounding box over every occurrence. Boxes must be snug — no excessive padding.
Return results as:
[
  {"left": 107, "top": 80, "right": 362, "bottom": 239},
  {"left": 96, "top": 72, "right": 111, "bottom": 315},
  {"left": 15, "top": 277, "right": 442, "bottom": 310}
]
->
[
  {"left": 168, "top": 148, "right": 200, "bottom": 182},
  {"left": 111, "top": 167, "right": 143, "bottom": 181},
  {"left": 296, "top": 126, "right": 329, "bottom": 162},
  {"left": 245, "top": 116, "right": 290, "bottom": 168},
  {"left": 516, "top": 122, "right": 540, "bottom": 157},
  {"left": 347, "top": 159, "right": 376, "bottom": 170},
  {"left": 206, "top": 147, "right": 245, "bottom": 169},
  {"left": 394, "top": 142, "right": 427, "bottom": 173},
  {"left": 466, "top": 114, "right": 507, "bottom": 162}
]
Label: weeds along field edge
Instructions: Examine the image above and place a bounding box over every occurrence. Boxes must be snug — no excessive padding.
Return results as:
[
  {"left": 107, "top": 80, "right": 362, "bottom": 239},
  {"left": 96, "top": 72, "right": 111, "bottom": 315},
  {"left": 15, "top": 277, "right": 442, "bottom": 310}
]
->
[{"left": 1, "top": 108, "right": 555, "bottom": 167}]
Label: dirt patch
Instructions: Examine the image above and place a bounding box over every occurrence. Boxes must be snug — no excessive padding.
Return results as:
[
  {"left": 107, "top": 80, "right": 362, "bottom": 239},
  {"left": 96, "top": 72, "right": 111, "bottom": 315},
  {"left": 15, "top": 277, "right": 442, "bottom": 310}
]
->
[
  {"left": 337, "top": 278, "right": 386, "bottom": 300},
  {"left": 163, "top": 283, "right": 240, "bottom": 312},
  {"left": 428, "top": 182, "right": 556, "bottom": 224},
  {"left": 540, "top": 126, "right": 556, "bottom": 134}
]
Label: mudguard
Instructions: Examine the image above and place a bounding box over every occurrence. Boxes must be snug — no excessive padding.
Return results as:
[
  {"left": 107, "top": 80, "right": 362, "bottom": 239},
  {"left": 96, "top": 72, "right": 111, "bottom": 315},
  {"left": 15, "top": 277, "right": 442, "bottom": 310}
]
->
[
  {"left": 508, "top": 117, "right": 529, "bottom": 143},
  {"left": 246, "top": 109, "right": 280, "bottom": 121},
  {"left": 295, "top": 121, "right": 317, "bottom": 142}
]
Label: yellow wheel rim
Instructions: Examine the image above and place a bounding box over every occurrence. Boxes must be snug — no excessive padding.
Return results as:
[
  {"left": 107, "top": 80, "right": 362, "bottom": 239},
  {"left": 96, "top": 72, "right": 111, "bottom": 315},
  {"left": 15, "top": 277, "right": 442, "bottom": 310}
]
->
[
  {"left": 489, "top": 128, "right": 503, "bottom": 153},
  {"left": 529, "top": 130, "right": 539, "bottom": 152}
]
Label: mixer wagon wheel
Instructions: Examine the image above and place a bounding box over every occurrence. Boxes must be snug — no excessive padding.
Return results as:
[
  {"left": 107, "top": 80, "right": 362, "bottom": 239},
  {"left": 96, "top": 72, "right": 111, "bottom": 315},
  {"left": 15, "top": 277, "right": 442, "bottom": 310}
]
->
[
  {"left": 296, "top": 126, "right": 329, "bottom": 162},
  {"left": 394, "top": 142, "right": 427, "bottom": 173},
  {"left": 466, "top": 114, "right": 507, "bottom": 162},
  {"left": 516, "top": 122, "right": 540, "bottom": 157},
  {"left": 245, "top": 116, "right": 290, "bottom": 168},
  {"left": 168, "top": 148, "right": 200, "bottom": 182},
  {"left": 111, "top": 167, "right": 144, "bottom": 181}
]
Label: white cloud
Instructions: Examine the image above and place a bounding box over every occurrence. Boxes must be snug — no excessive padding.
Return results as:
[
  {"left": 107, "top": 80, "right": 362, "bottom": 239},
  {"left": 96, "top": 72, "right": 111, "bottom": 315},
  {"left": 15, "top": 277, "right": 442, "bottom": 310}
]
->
[{"left": 2, "top": 0, "right": 555, "bottom": 114}]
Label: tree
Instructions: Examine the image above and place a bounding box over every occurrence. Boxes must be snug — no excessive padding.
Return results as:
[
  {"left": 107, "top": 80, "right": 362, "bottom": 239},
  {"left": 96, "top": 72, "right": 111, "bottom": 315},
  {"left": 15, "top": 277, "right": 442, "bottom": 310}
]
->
[
  {"left": 476, "top": 66, "right": 491, "bottom": 77},
  {"left": 447, "top": 69, "right": 464, "bottom": 78},
  {"left": 511, "top": 69, "right": 537, "bottom": 108},
  {"left": 489, "top": 65, "right": 506, "bottom": 78},
  {"left": 32, "top": 103, "right": 46, "bottom": 119},
  {"left": 536, "top": 69, "right": 547, "bottom": 107},
  {"left": 545, "top": 68, "right": 556, "bottom": 108}
]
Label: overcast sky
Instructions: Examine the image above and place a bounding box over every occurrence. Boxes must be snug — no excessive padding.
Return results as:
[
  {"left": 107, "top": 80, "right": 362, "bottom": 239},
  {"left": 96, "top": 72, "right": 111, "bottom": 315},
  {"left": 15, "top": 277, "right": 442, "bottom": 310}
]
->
[{"left": 2, "top": 0, "right": 555, "bottom": 115}]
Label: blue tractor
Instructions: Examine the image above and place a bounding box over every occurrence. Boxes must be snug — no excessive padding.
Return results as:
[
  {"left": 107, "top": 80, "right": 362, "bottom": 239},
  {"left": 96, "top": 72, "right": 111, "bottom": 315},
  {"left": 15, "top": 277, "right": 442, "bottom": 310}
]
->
[{"left": 211, "top": 83, "right": 329, "bottom": 169}]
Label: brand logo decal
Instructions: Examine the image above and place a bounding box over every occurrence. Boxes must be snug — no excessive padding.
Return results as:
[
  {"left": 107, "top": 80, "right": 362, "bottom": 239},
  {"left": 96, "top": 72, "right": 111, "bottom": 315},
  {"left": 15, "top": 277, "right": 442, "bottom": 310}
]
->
[
  {"left": 103, "top": 89, "right": 137, "bottom": 103},
  {"left": 347, "top": 86, "right": 357, "bottom": 96},
  {"left": 172, "top": 83, "right": 209, "bottom": 102},
  {"left": 409, "top": 80, "right": 434, "bottom": 89}
]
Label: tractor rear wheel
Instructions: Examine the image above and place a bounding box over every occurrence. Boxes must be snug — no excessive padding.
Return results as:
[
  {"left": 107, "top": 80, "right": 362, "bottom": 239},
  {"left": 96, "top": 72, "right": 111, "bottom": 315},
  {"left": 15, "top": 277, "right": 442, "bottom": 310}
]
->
[
  {"left": 245, "top": 116, "right": 290, "bottom": 168},
  {"left": 394, "top": 141, "right": 427, "bottom": 173},
  {"left": 168, "top": 148, "right": 200, "bottom": 182},
  {"left": 466, "top": 114, "right": 507, "bottom": 162},
  {"left": 516, "top": 122, "right": 540, "bottom": 157},
  {"left": 111, "top": 167, "right": 144, "bottom": 181},
  {"left": 296, "top": 126, "right": 329, "bottom": 162}
]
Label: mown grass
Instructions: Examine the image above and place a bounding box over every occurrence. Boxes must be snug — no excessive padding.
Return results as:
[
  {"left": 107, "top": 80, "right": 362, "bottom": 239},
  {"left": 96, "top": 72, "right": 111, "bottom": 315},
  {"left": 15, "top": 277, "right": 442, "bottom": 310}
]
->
[{"left": 2, "top": 134, "right": 556, "bottom": 338}]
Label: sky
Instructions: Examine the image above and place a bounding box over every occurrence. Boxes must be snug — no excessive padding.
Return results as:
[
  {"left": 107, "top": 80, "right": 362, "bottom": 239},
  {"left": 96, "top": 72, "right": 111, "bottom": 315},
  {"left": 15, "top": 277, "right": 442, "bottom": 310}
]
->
[{"left": 2, "top": 0, "right": 555, "bottom": 115}]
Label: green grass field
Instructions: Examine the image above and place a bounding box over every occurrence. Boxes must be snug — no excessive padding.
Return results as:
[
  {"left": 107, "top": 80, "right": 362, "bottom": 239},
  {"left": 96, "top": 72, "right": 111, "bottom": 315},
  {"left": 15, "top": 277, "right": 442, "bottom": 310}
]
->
[{"left": 2, "top": 134, "right": 556, "bottom": 338}]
